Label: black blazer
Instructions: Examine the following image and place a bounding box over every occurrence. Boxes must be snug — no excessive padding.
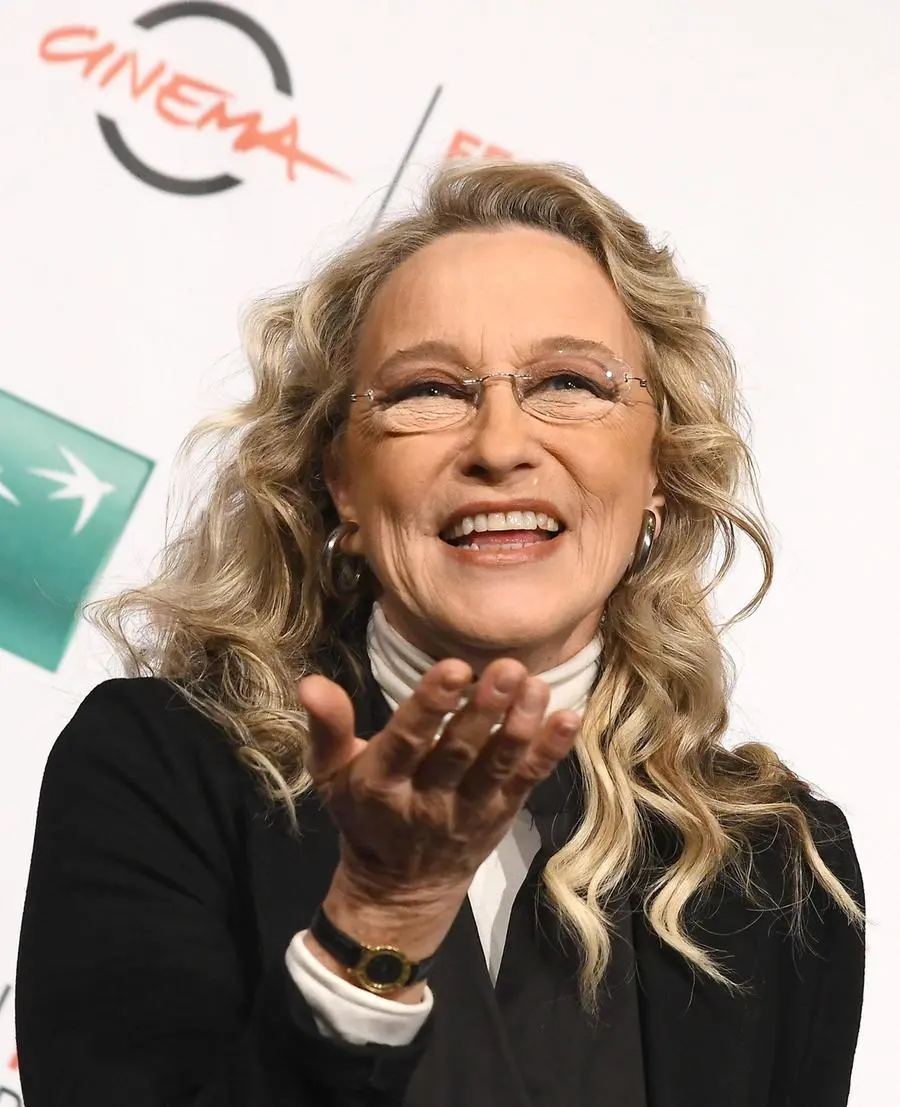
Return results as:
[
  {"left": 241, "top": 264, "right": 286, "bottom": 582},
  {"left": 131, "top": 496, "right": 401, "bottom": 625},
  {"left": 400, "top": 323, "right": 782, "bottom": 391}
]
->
[{"left": 16, "top": 671, "right": 865, "bottom": 1107}]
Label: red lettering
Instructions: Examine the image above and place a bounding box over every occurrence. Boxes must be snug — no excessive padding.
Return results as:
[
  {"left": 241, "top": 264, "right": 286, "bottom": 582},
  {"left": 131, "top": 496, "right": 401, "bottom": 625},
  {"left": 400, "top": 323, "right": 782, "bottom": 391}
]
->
[
  {"left": 99, "top": 50, "right": 165, "bottom": 99},
  {"left": 198, "top": 103, "right": 347, "bottom": 181},
  {"left": 196, "top": 98, "right": 261, "bottom": 136},
  {"left": 241, "top": 117, "right": 348, "bottom": 181},
  {"left": 39, "top": 24, "right": 97, "bottom": 59},
  {"left": 39, "top": 25, "right": 115, "bottom": 79},
  {"left": 155, "top": 73, "right": 227, "bottom": 126},
  {"left": 38, "top": 25, "right": 350, "bottom": 184},
  {"left": 444, "top": 130, "right": 514, "bottom": 162},
  {"left": 445, "top": 129, "right": 481, "bottom": 160},
  {"left": 8, "top": 1050, "right": 16, "bottom": 1070}
]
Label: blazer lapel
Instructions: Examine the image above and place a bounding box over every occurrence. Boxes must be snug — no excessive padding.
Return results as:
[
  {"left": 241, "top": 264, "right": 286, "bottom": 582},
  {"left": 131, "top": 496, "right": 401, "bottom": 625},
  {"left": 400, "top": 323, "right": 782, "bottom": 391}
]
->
[
  {"left": 525, "top": 732, "right": 771, "bottom": 1107},
  {"left": 402, "top": 898, "right": 536, "bottom": 1107},
  {"left": 632, "top": 862, "right": 768, "bottom": 1107}
]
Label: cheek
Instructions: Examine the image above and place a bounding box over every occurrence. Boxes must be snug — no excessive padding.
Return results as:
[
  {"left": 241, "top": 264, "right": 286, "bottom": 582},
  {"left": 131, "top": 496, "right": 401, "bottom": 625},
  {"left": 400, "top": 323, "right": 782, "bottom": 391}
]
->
[
  {"left": 575, "top": 440, "right": 648, "bottom": 510},
  {"left": 569, "top": 441, "right": 655, "bottom": 551},
  {"left": 351, "top": 443, "right": 435, "bottom": 540},
  {"left": 580, "top": 496, "right": 641, "bottom": 570}
]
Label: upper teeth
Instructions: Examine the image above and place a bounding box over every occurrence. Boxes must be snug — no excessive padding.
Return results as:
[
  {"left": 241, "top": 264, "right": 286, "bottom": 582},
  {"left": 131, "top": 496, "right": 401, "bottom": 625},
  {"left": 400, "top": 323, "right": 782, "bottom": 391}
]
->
[{"left": 445, "top": 511, "right": 561, "bottom": 540}]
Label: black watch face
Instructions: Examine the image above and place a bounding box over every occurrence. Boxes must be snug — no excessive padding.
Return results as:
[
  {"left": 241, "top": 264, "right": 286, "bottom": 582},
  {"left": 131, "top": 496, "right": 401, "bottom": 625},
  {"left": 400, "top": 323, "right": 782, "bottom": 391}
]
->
[{"left": 364, "top": 951, "right": 407, "bottom": 986}]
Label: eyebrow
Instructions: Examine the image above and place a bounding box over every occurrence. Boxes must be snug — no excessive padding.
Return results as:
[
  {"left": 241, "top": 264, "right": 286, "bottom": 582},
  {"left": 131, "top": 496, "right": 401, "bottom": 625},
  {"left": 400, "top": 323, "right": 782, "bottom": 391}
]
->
[{"left": 371, "top": 335, "right": 629, "bottom": 378}]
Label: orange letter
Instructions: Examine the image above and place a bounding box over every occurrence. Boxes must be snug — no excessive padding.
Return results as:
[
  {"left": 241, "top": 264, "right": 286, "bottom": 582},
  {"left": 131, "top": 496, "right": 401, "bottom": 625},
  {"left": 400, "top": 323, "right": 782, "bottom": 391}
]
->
[
  {"left": 445, "top": 129, "right": 482, "bottom": 160},
  {"left": 155, "top": 72, "right": 227, "bottom": 126},
  {"left": 483, "top": 144, "right": 513, "bottom": 160},
  {"left": 39, "top": 26, "right": 115, "bottom": 78},
  {"left": 199, "top": 103, "right": 347, "bottom": 181},
  {"left": 196, "top": 98, "right": 260, "bottom": 135},
  {"left": 99, "top": 50, "right": 165, "bottom": 99},
  {"left": 241, "top": 116, "right": 348, "bottom": 181}
]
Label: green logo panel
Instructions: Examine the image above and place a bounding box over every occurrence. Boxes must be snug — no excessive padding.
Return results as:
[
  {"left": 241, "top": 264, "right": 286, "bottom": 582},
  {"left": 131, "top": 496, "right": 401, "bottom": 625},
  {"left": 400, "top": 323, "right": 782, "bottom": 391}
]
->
[{"left": 0, "top": 390, "right": 154, "bottom": 671}]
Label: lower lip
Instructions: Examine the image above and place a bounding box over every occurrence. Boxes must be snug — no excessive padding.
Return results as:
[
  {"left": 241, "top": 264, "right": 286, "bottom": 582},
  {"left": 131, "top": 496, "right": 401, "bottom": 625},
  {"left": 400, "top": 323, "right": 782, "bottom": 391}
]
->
[{"left": 440, "top": 532, "right": 566, "bottom": 566}]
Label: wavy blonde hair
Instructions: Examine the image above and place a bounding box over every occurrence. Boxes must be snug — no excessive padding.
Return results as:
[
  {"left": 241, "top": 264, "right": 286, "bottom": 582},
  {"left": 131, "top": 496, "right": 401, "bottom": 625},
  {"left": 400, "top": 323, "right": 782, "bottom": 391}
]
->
[{"left": 91, "top": 160, "right": 862, "bottom": 1011}]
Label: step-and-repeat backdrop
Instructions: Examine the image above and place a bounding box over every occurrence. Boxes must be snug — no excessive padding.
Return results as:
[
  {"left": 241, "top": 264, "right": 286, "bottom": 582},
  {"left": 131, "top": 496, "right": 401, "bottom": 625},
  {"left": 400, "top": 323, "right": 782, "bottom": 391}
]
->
[{"left": 2, "top": 2, "right": 897, "bottom": 1101}]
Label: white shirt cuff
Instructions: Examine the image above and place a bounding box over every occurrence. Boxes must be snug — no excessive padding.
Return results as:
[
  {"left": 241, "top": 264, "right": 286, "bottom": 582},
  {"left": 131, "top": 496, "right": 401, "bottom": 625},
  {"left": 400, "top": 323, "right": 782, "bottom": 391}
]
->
[{"left": 285, "top": 929, "right": 434, "bottom": 1047}]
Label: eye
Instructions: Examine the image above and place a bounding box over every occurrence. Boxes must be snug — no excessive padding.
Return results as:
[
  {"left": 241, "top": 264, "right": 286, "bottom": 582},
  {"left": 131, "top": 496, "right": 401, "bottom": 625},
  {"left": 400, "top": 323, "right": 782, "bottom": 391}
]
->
[
  {"left": 530, "top": 370, "right": 619, "bottom": 400},
  {"left": 384, "top": 379, "right": 469, "bottom": 404}
]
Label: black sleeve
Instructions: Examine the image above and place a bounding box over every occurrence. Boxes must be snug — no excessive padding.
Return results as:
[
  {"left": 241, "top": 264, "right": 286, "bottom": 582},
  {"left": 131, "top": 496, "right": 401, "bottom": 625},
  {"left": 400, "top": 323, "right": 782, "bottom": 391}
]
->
[
  {"left": 792, "top": 799, "right": 866, "bottom": 1107},
  {"left": 15, "top": 680, "right": 431, "bottom": 1107}
]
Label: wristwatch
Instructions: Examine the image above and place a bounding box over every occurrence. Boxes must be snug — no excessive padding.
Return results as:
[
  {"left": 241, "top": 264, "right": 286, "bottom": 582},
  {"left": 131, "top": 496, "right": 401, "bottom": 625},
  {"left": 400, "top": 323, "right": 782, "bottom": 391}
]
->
[{"left": 309, "top": 904, "right": 439, "bottom": 994}]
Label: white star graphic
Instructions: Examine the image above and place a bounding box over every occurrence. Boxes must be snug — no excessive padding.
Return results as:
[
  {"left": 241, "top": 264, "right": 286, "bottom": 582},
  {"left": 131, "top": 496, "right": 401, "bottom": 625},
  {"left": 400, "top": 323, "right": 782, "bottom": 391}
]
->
[
  {"left": 30, "top": 446, "right": 116, "bottom": 535},
  {"left": 0, "top": 466, "right": 19, "bottom": 506}
]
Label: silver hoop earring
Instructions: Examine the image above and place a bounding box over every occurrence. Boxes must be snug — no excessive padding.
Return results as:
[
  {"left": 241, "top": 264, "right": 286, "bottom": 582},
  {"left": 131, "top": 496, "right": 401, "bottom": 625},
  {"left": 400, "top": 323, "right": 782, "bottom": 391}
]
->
[
  {"left": 623, "top": 510, "right": 657, "bottom": 582},
  {"left": 319, "top": 522, "right": 363, "bottom": 598}
]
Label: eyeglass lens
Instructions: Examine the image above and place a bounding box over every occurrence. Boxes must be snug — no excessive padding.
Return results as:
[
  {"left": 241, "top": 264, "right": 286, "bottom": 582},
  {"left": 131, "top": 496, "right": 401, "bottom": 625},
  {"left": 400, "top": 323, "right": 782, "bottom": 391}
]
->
[{"left": 376, "top": 363, "right": 635, "bottom": 433}]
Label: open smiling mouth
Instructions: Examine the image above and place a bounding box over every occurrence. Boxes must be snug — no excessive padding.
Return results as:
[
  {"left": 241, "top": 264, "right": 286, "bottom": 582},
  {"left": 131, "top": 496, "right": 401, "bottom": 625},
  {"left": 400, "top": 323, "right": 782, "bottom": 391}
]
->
[{"left": 439, "top": 510, "right": 566, "bottom": 551}]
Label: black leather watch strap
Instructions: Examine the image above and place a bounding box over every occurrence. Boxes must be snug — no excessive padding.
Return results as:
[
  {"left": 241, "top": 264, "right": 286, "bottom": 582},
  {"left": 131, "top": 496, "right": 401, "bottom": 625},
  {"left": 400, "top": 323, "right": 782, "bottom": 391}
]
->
[{"left": 310, "top": 904, "right": 439, "bottom": 992}]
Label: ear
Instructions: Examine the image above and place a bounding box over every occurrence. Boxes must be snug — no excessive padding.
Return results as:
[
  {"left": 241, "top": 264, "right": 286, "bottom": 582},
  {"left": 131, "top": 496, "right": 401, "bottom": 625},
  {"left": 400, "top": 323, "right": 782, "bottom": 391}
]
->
[
  {"left": 322, "top": 442, "right": 365, "bottom": 556},
  {"left": 647, "top": 473, "right": 666, "bottom": 532}
]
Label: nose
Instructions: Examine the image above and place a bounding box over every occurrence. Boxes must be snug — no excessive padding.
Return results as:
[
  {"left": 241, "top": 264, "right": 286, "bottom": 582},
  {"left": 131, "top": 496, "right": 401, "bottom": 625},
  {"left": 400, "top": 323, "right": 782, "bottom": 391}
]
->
[{"left": 457, "top": 376, "right": 541, "bottom": 480}]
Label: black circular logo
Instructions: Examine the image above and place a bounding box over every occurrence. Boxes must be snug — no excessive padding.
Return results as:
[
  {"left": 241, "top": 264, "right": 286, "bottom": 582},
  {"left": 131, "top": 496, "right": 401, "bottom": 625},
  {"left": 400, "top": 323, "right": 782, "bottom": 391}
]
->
[{"left": 97, "top": 2, "right": 292, "bottom": 195}]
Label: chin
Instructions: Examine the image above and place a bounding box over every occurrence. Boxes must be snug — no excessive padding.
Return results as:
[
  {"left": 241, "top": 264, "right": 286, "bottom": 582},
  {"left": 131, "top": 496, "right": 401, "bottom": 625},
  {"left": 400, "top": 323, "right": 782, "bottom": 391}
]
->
[{"left": 434, "top": 601, "right": 582, "bottom": 655}]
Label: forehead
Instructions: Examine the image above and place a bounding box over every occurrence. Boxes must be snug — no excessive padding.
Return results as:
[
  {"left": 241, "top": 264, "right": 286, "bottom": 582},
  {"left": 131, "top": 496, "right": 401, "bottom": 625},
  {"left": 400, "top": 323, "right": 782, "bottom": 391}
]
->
[{"left": 354, "top": 227, "right": 643, "bottom": 376}]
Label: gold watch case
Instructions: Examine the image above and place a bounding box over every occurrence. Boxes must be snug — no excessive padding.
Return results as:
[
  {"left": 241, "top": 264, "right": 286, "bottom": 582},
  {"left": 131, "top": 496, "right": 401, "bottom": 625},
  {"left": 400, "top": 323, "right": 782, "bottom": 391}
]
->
[{"left": 349, "top": 943, "right": 415, "bottom": 994}]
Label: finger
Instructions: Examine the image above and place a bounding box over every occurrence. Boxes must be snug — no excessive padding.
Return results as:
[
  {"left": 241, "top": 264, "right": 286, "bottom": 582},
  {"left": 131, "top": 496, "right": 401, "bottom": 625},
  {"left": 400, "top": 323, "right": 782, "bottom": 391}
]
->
[
  {"left": 412, "top": 659, "right": 528, "bottom": 791},
  {"left": 456, "top": 676, "right": 550, "bottom": 802},
  {"left": 296, "top": 675, "right": 359, "bottom": 784},
  {"left": 501, "top": 711, "right": 581, "bottom": 804},
  {"left": 369, "top": 659, "right": 474, "bottom": 780}
]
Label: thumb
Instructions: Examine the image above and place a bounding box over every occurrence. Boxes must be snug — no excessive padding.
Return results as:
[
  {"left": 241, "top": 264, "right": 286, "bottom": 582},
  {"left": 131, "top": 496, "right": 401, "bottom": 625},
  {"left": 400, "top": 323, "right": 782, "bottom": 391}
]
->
[{"left": 296, "top": 675, "right": 362, "bottom": 784}]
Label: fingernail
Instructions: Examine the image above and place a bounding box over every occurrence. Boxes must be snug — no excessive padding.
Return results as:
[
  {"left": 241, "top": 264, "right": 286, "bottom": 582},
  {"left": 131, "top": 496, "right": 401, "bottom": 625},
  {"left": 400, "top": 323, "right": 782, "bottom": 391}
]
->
[{"left": 441, "top": 671, "right": 470, "bottom": 693}]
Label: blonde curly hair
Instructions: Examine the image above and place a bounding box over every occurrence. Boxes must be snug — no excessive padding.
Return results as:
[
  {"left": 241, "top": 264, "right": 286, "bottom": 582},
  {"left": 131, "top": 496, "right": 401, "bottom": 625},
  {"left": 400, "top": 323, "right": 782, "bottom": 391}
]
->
[{"left": 90, "top": 159, "right": 862, "bottom": 1012}]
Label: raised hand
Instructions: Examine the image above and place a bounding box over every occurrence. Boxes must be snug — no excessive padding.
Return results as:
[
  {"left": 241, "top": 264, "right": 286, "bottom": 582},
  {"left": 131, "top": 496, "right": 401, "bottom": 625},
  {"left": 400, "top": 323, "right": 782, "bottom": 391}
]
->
[{"left": 295, "top": 658, "right": 580, "bottom": 975}]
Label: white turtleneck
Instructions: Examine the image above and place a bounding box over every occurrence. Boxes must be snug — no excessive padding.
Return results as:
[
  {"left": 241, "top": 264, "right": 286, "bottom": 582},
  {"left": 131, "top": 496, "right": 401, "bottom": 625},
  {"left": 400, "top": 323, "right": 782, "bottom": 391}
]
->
[{"left": 285, "top": 603, "right": 601, "bottom": 1047}]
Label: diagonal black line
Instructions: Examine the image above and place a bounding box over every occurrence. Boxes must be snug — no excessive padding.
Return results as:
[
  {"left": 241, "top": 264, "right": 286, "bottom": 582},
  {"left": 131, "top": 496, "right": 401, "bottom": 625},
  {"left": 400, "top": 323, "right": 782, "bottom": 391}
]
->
[
  {"left": 0, "top": 983, "right": 9, "bottom": 1016},
  {"left": 370, "top": 85, "right": 443, "bottom": 231}
]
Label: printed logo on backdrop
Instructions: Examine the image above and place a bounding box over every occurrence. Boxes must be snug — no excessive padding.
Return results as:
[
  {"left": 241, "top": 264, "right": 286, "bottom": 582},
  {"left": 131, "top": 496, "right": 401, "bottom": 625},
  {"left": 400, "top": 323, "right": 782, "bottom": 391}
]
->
[
  {"left": 38, "top": 1, "right": 349, "bottom": 195},
  {"left": 38, "top": 3, "right": 514, "bottom": 206},
  {"left": 0, "top": 390, "right": 153, "bottom": 672}
]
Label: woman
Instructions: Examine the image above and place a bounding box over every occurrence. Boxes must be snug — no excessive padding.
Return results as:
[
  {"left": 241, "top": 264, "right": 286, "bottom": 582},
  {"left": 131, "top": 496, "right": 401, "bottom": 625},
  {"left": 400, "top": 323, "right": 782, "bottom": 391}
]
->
[{"left": 16, "top": 161, "right": 864, "bottom": 1107}]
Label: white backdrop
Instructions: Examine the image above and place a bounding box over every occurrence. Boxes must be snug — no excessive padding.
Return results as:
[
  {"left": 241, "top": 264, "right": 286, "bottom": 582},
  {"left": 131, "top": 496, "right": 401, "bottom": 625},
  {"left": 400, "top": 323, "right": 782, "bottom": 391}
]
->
[{"left": 1, "top": 1, "right": 898, "bottom": 1102}]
